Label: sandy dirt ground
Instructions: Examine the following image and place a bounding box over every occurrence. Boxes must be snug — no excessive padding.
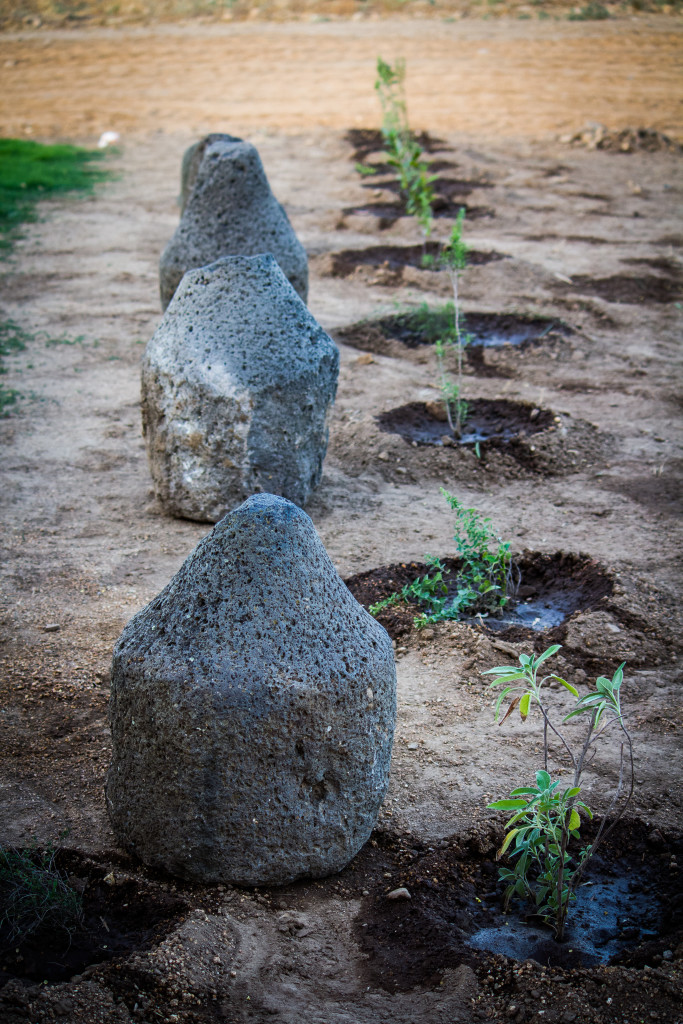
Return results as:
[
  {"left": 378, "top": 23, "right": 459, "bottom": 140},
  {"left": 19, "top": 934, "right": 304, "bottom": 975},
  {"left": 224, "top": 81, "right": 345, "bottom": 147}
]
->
[{"left": 0, "top": 16, "right": 682, "bottom": 1024}]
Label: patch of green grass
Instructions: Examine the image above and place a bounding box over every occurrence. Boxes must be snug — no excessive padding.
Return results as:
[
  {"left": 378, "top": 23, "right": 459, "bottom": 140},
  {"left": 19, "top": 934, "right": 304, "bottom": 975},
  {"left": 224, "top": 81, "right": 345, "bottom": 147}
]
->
[
  {"left": 0, "top": 138, "right": 110, "bottom": 255},
  {"left": 0, "top": 842, "right": 83, "bottom": 948}
]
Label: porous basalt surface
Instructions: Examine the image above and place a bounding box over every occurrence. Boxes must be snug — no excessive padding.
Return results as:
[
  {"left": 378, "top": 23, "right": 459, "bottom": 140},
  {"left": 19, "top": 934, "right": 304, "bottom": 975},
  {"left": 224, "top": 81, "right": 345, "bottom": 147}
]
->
[
  {"left": 159, "top": 135, "right": 308, "bottom": 309},
  {"left": 178, "top": 132, "right": 243, "bottom": 212},
  {"left": 142, "top": 255, "right": 339, "bottom": 521},
  {"left": 106, "top": 493, "right": 397, "bottom": 885}
]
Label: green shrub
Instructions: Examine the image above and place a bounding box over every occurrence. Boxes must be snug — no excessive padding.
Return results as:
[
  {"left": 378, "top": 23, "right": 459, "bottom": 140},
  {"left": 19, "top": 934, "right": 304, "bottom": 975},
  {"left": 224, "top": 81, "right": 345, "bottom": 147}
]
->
[
  {"left": 370, "top": 490, "right": 516, "bottom": 628},
  {"left": 485, "top": 648, "right": 634, "bottom": 941}
]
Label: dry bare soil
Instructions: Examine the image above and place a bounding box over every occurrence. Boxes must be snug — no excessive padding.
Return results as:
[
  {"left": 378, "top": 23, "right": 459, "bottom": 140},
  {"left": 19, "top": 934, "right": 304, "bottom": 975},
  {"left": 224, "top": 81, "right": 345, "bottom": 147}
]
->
[{"left": 0, "top": 17, "right": 682, "bottom": 1024}]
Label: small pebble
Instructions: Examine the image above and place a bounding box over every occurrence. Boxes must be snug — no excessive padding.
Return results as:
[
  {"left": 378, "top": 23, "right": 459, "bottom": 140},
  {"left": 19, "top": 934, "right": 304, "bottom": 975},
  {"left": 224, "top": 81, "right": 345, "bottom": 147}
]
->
[
  {"left": 43, "top": 623, "right": 60, "bottom": 633},
  {"left": 386, "top": 887, "right": 411, "bottom": 901},
  {"left": 662, "top": 949, "right": 673, "bottom": 960}
]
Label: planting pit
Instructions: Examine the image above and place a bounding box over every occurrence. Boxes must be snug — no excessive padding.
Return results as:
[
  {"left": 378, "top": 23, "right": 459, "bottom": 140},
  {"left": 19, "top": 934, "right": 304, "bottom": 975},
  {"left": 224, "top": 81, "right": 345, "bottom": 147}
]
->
[
  {"left": 345, "top": 551, "right": 613, "bottom": 642},
  {"left": 0, "top": 851, "right": 187, "bottom": 987},
  {"left": 352, "top": 819, "right": 683, "bottom": 985},
  {"left": 377, "top": 398, "right": 554, "bottom": 448},
  {"left": 336, "top": 309, "right": 569, "bottom": 363},
  {"left": 345, "top": 127, "right": 449, "bottom": 164},
  {"left": 319, "top": 244, "right": 504, "bottom": 287},
  {"left": 340, "top": 198, "right": 493, "bottom": 229},
  {"left": 557, "top": 269, "right": 683, "bottom": 305}
]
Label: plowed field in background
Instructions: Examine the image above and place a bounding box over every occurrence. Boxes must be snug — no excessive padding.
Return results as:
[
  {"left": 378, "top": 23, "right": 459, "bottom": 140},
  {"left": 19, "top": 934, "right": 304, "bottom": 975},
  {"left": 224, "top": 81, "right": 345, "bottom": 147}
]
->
[{"left": 1, "top": 17, "right": 682, "bottom": 142}]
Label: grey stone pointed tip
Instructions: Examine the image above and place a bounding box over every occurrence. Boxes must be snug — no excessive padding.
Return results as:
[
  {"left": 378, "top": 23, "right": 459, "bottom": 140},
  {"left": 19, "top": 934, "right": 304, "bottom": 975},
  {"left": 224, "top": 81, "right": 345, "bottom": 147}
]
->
[
  {"left": 160, "top": 134, "right": 308, "bottom": 309},
  {"left": 106, "top": 493, "right": 397, "bottom": 886}
]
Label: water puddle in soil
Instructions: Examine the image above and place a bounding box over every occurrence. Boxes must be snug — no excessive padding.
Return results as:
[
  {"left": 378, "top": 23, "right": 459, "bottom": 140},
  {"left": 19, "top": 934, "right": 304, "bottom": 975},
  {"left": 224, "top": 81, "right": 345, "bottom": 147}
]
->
[
  {"left": 376, "top": 399, "right": 554, "bottom": 447},
  {"left": 344, "top": 552, "right": 613, "bottom": 641},
  {"left": 467, "top": 873, "right": 660, "bottom": 967}
]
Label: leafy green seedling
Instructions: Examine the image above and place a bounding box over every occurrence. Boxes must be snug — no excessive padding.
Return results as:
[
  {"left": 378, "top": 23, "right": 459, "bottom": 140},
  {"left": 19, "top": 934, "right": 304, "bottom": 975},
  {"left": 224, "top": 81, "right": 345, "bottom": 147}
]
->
[
  {"left": 484, "top": 646, "right": 634, "bottom": 940},
  {"left": 370, "top": 491, "right": 516, "bottom": 628}
]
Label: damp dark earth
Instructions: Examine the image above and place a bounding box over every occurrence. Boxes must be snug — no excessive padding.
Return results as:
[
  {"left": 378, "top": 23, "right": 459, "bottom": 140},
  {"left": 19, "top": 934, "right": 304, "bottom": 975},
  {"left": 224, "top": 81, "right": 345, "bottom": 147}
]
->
[{"left": 1, "top": 13, "right": 683, "bottom": 1024}]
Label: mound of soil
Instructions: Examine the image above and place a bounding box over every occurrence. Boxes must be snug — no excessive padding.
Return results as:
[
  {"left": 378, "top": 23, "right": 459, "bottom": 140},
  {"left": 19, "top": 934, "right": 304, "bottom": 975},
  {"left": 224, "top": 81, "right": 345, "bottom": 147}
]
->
[
  {"left": 345, "top": 550, "right": 613, "bottom": 642},
  {"left": 322, "top": 243, "right": 504, "bottom": 283}
]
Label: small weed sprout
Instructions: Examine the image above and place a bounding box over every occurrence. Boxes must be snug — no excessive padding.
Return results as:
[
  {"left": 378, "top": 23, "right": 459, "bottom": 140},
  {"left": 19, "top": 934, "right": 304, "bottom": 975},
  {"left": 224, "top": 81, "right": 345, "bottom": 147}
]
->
[
  {"left": 370, "top": 490, "right": 516, "bottom": 628},
  {"left": 484, "top": 646, "right": 634, "bottom": 941},
  {"left": 0, "top": 841, "right": 83, "bottom": 948},
  {"left": 375, "top": 57, "right": 436, "bottom": 255},
  {"left": 436, "top": 208, "right": 472, "bottom": 438}
]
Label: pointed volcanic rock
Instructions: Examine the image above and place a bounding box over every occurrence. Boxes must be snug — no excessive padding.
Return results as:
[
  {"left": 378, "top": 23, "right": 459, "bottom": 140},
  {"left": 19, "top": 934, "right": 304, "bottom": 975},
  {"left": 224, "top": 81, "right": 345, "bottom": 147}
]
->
[
  {"left": 179, "top": 133, "right": 243, "bottom": 214},
  {"left": 142, "top": 254, "right": 339, "bottom": 522},
  {"left": 160, "top": 135, "right": 308, "bottom": 309},
  {"left": 106, "top": 494, "right": 397, "bottom": 885}
]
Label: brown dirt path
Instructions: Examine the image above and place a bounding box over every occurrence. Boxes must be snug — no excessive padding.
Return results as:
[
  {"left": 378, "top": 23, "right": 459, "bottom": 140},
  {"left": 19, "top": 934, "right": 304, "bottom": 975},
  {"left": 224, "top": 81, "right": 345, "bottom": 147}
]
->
[{"left": 1, "top": 18, "right": 682, "bottom": 142}]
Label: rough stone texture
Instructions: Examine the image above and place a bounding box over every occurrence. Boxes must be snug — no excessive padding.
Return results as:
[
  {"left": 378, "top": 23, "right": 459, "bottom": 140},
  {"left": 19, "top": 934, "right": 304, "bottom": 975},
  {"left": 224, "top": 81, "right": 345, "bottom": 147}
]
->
[
  {"left": 179, "top": 133, "right": 242, "bottom": 213},
  {"left": 160, "top": 134, "right": 308, "bottom": 309},
  {"left": 142, "top": 254, "right": 338, "bottom": 522},
  {"left": 106, "top": 493, "right": 397, "bottom": 886}
]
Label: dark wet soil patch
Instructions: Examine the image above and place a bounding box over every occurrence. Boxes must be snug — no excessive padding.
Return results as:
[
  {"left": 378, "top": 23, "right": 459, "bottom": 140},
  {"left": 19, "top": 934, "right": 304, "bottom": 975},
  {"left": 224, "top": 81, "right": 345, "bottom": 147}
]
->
[
  {"left": 0, "top": 850, "right": 188, "bottom": 987},
  {"left": 323, "top": 243, "right": 504, "bottom": 283},
  {"left": 352, "top": 819, "right": 682, "bottom": 992},
  {"left": 345, "top": 127, "right": 449, "bottom": 163},
  {"left": 346, "top": 551, "right": 613, "bottom": 642},
  {"left": 336, "top": 309, "right": 569, "bottom": 360},
  {"left": 362, "top": 175, "right": 494, "bottom": 204},
  {"left": 377, "top": 398, "right": 554, "bottom": 448},
  {"left": 342, "top": 199, "right": 493, "bottom": 227},
  {"left": 558, "top": 271, "right": 682, "bottom": 304}
]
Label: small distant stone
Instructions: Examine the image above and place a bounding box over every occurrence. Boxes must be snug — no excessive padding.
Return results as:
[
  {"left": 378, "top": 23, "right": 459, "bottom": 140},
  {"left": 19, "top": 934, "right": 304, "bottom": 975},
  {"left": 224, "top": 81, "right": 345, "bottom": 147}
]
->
[
  {"left": 662, "top": 949, "right": 673, "bottom": 960},
  {"left": 160, "top": 134, "right": 308, "bottom": 309},
  {"left": 378, "top": 451, "right": 389, "bottom": 461},
  {"left": 407, "top": 742, "right": 419, "bottom": 750},
  {"left": 386, "top": 887, "right": 411, "bottom": 901},
  {"left": 43, "top": 623, "right": 60, "bottom": 633},
  {"left": 355, "top": 353, "right": 374, "bottom": 365},
  {"left": 362, "top": 889, "right": 369, "bottom": 897}
]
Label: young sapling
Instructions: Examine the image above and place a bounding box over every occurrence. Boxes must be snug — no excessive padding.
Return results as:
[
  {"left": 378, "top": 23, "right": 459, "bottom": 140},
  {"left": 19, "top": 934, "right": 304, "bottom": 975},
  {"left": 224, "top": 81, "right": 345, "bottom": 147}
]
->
[
  {"left": 484, "top": 646, "right": 634, "bottom": 941},
  {"left": 370, "top": 490, "right": 516, "bottom": 628},
  {"left": 436, "top": 208, "right": 472, "bottom": 438},
  {"left": 374, "top": 57, "right": 435, "bottom": 256}
]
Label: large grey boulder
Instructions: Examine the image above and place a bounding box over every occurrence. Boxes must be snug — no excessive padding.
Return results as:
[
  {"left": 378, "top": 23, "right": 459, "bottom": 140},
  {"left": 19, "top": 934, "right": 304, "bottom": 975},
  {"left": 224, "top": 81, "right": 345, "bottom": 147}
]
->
[
  {"left": 106, "top": 493, "right": 397, "bottom": 885},
  {"left": 142, "top": 254, "right": 338, "bottom": 522},
  {"left": 160, "top": 135, "right": 308, "bottom": 309}
]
